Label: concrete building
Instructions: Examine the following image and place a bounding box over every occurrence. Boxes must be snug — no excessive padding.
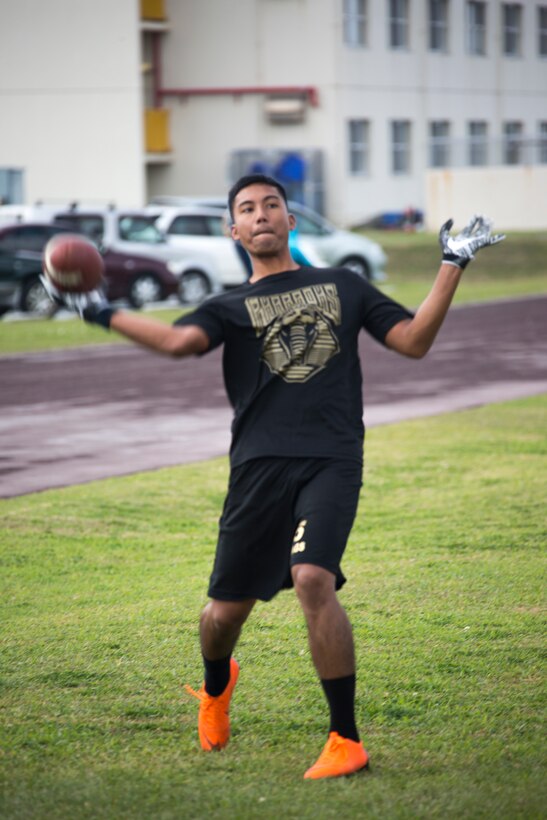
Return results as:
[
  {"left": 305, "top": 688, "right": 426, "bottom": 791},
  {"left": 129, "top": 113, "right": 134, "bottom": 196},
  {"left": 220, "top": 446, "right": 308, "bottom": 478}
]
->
[
  {"left": 0, "top": 0, "right": 145, "bottom": 207},
  {"left": 1, "top": 0, "right": 546, "bottom": 228}
]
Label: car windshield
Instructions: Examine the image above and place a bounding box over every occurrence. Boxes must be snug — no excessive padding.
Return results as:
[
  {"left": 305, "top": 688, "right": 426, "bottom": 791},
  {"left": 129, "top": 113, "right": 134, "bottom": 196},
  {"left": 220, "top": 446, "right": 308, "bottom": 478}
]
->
[
  {"left": 118, "top": 215, "right": 164, "bottom": 243},
  {"left": 291, "top": 209, "right": 333, "bottom": 237},
  {"left": 53, "top": 215, "right": 104, "bottom": 243},
  {"left": 167, "top": 214, "right": 226, "bottom": 237},
  {"left": 0, "top": 226, "right": 57, "bottom": 252}
]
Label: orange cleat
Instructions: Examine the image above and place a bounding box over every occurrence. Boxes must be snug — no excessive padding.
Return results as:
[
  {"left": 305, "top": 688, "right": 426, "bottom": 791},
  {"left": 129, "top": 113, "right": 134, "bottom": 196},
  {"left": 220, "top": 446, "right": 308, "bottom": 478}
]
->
[
  {"left": 185, "top": 658, "right": 239, "bottom": 751},
  {"left": 303, "top": 732, "right": 369, "bottom": 780}
]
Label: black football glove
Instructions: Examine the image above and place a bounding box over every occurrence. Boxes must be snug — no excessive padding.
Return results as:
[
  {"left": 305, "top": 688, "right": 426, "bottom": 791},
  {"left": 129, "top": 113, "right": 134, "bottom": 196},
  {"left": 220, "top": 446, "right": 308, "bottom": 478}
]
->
[
  {"left": 40, "top": 275, "right": 117, "bottom": 329},
  {"left": 439, "top": 215, "right": 505, "bottom": 270}
]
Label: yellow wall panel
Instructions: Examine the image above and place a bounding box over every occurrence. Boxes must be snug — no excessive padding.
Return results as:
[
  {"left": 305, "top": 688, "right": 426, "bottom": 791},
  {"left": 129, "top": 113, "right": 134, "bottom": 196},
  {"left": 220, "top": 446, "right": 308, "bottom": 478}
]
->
[
  {"left": 145, "top": 109, "right": 171, "bottom": 153},
  {"left": 140, "top": 0, "right": 166, "bottom": 21}
]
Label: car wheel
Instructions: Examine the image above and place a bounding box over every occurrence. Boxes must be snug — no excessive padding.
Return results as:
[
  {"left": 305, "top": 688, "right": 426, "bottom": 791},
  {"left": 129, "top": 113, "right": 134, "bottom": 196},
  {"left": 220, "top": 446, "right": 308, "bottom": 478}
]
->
[
  {"left": 129, "top": 274, "right": 163, "bottom": 308},
  {"left": 178, "top": 270, "right": 211, "bottom": 305},
  {"left": 20, "top": 276, "right": 53, "bottom": 315},
  {"left": 341, "top": 256, "right": 371, "bottom": 280}
]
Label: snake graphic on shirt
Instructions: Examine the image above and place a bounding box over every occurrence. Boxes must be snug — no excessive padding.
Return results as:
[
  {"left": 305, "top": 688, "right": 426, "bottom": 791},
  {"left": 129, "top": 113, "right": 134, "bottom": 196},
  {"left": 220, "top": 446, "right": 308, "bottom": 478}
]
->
[{"left": 245, "top": 283, "right": 341, "bottom": 383}]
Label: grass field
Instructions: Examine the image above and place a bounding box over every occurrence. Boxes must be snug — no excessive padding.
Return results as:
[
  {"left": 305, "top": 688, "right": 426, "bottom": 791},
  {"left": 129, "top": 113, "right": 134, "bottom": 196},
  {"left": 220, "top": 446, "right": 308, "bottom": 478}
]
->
[
  {"left": 1, "top": 396, "right": 546, "bottom": 819},
  {"left": 367, "top": 227, "right": 547, "bottom": 308},
  {"left": 1, "top": 229, "right": 546, "bottom": 355},
  {"left": 1, "top": 231, "right": 545, "bottom": 816}
]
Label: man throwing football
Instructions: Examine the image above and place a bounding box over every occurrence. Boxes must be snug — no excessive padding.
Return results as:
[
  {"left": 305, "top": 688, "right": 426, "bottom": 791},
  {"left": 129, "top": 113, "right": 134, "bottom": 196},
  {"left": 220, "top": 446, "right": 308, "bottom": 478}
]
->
[{"left": 42, "top": 174, "right": 504, "bottom": 779}]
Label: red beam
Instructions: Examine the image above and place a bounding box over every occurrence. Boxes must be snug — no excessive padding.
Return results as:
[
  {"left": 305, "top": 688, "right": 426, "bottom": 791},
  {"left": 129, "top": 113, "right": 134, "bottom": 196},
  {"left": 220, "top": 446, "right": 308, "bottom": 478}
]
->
[
  {"left": 149, "top": 31, "right": 318, "bottom": 108},
  {"left": 158, "top": 85, "right": 319, "bottom": 107}
]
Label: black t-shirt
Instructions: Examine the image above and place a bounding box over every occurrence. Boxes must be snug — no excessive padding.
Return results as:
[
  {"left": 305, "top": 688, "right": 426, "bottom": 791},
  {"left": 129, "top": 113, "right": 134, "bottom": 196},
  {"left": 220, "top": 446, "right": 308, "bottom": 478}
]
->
[{"left": 175, "top": 267, "right": 413, "bottom": 467}]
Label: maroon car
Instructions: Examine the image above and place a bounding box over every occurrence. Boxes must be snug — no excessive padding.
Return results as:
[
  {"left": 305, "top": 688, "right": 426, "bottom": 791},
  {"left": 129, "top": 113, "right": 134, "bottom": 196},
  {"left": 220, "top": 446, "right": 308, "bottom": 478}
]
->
[{"left": 0, "top": 222, "right": 179, "bottom": 315}]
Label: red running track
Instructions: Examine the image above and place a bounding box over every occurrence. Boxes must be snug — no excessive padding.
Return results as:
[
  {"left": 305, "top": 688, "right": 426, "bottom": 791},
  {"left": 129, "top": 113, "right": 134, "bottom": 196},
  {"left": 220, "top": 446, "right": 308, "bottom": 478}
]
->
[{"left": 1, "top": 296, "right": 546, "bottom": 497}]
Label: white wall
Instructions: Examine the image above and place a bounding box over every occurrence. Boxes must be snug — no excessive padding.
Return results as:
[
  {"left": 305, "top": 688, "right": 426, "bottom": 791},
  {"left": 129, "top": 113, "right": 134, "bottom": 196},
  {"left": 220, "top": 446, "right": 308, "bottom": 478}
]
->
[
  {"left": 425, "top": 166, "right": 547, "bottom": 232},
  {"left": 149, "top": 0, "right": 547, "bottom": 226},
  {"left": 0, "top": 0, "right": 145, "bottom": 206}
]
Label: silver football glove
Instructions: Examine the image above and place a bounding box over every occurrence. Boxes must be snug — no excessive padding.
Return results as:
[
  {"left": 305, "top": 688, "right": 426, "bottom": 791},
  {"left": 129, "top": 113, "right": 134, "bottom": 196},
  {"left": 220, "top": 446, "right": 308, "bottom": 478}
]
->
[
  {"left": 439, "top": 215, "right": 505, "bottom": 269},
  {"left": 40, "top": 275, "right": 116, "bottom": 329}
]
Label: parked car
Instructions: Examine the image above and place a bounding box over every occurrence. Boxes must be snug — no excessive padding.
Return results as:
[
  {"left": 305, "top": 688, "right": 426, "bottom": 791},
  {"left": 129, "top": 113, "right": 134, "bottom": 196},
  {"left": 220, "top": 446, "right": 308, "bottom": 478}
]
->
[
  {"left": 147, "top": 205, "right": 250, "bottom": 288},
  {"left": 48, "top": 206, "right": 225, "bottom": 303},
  {"left": 149, "top": 196, "right": 387, "bottom": 281},
  {"left": 150, "top": 203, "right": 327, "bottom": 273},
  {"left": 0, "top": 242, "right": 51, "bottom": 316},
  {"left": 287, "top": 202, "right": 387, "bottom": 282},
  {"left": 0, "top": 222, "right": 179, "bottom": 316}
]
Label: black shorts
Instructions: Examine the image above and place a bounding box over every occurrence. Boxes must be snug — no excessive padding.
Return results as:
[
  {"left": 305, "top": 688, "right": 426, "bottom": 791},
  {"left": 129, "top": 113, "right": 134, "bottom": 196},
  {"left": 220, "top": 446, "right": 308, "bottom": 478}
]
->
[{"left": 208, "top": 457, "right": 363, "bottom": 602}]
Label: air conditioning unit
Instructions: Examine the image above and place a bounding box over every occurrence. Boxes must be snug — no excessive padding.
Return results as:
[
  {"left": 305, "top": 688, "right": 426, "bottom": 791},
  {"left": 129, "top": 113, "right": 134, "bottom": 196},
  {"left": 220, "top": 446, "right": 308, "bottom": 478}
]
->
[{"left": 264, "top": 96, "right": 306, "bottom": 124}]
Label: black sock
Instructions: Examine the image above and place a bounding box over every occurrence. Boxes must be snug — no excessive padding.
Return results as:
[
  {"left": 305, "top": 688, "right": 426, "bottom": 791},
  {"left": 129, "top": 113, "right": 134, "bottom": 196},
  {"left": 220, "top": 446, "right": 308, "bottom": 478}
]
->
[
  {"left": 320, "top": 674, "right": 360, "bottom": 742},
  {"left": 203, "top": 654, "right": 231, "bottom": 696}
]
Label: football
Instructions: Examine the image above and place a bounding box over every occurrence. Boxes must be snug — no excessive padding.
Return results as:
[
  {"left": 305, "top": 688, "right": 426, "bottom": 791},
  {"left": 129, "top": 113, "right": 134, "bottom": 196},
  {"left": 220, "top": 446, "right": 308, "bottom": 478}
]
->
[{"left": 43, "top": 234, "right": 104, "bottom": 293}]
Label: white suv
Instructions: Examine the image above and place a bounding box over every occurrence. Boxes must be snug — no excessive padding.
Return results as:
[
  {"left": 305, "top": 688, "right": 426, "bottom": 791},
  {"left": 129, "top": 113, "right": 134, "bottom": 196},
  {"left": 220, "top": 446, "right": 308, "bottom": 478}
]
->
[
  {"left": 150, "top": 196, "right": 387, "bottom": 282},
  {"left": 149, "top": 204, "right": 328, "bottom": 279},
  {"left": 148, "top": 205, "right": 250, "bottom": 288}
]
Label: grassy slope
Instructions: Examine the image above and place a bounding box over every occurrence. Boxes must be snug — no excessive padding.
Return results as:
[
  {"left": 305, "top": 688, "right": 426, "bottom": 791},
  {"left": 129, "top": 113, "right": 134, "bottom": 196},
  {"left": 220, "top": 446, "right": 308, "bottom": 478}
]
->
[
  {"left": 1, "top": 230, "right": 546, "bottom": 355},
  {"left": 1, "top": 396, "right": 545, "bottom": 819},
  {"left": 367, "top": 228, "right": 547, "bottom": 307}
]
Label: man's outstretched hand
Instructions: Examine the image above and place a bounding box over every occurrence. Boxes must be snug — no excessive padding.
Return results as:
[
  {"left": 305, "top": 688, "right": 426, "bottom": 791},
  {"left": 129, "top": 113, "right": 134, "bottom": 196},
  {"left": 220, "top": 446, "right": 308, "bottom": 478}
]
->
[
  {"left": 439, "top": 215, "right": 505, "bottom": 270},
  {"left": 40, "top": 275, "right": 117, "bottom": 329}
]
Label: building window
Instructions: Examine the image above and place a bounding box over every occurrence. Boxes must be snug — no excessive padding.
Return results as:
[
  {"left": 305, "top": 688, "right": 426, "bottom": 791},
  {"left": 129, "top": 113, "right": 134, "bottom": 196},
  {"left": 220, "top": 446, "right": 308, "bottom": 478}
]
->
[
  {"left": 389, "top": 0, "right": 409, "bottom": 49},
  {"left": 429, "top": 0, "right": 449, "bottom": 52},
  {"left": 429, "top": 121, "right": 451, "bottom": 167},
  {"left": 466, "top": 1, "right": 486, "bottom": 55},
  {"left": 348, "top": 119, "right": 370, "bottom": 174},
  {"left": 539, "top": 122, "right": 547, "bottom": 163},
  {"left": 391, "top": 120, "right": 411, "bottom": 174},
  {"left": 503, "top": 121, "right": 523, "bottom": 165},
  {"left": 502, "top": 3, "right": 522, "bottom": 56},
  {"left": 539, "top": 6, "right": 547, "bottom": 56},
  {"left": 343, "top": 0, "right": 367, "bottom": 46},
  {"left": 468, "top": 121, "right": 488, "bottom": 166}
]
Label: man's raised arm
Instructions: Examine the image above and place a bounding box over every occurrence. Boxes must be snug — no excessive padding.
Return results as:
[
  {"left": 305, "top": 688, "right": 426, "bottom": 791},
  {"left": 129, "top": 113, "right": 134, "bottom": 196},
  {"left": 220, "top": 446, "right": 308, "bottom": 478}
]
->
[{"left": 385, "top": 215, "right": 504, "bottom": 359}]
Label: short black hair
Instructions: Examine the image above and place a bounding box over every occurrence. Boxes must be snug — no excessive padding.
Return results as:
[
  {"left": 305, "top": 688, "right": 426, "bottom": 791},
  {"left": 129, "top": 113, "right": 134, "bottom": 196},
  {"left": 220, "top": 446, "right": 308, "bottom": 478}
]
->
[{"left": 228, "top": 174, "right": 288, "bottom": 221}]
